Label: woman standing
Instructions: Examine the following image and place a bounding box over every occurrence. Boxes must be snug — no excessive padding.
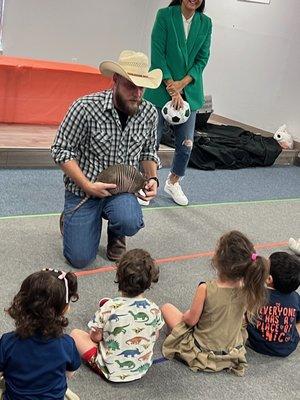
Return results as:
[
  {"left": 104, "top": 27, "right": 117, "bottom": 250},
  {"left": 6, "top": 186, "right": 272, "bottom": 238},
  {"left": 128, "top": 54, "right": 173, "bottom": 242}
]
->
[{"left": 144, "top": 0, "right": 212, "bottom": 205}]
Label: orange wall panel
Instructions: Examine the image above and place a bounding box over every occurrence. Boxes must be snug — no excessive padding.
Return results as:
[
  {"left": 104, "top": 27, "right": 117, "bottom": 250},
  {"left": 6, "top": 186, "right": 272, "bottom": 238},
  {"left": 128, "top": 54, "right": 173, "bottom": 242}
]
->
[{"left": 0, "top": 56, "right": 113, "bottom": 125}]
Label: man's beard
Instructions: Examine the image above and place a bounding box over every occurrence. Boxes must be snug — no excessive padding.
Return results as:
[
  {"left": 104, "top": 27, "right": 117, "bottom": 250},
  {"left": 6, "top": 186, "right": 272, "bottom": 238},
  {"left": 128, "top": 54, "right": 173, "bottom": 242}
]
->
[{"left": 114, "top": 91, "right": 141, "bottom": 116}]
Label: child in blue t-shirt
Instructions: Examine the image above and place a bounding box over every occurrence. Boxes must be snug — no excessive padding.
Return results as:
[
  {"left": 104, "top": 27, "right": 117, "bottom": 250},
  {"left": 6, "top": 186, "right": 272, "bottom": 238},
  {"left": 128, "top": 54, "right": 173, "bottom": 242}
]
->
[
  {"left": 0, "top": 269, "right": 81, "bottom": 400},
  {"left": 247, "top": 252, "right": 300, "bottom": 357}
]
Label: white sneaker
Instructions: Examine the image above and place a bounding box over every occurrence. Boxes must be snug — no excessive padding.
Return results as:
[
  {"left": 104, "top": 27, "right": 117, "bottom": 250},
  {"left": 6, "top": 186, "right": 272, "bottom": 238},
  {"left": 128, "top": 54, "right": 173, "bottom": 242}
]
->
[{"left": 164, "top": 179, "right": 188, "bottom": 206}]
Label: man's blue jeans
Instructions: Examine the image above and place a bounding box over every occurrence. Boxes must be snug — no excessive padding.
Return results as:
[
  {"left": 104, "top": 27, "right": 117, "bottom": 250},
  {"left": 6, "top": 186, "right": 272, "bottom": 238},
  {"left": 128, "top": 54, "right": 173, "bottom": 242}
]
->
[
  {"left": 156, "top": 107, "right": 196, "bottom": 177},
  {"left": 63, "top": 190, "right": 144, "bottom": 269}
]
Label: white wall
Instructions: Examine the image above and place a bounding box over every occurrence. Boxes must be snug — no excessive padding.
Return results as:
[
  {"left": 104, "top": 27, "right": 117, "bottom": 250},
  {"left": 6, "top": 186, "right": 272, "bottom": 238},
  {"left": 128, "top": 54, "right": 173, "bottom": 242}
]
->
[
  {"left": 204, "top": 0, "right": 300, "bottom": 139},
  {"left": 2, "top": 0, "right": 163, "bottom": 65},
  {"left": 2, "top": 0, "right": 300, "bottom": 139}
]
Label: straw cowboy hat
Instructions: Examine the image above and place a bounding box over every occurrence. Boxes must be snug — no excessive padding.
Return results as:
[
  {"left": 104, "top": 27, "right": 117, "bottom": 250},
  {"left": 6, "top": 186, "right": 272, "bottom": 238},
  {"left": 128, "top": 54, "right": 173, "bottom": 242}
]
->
[{"left": 99, "top": 50, "right": 162, "bottom": 89}]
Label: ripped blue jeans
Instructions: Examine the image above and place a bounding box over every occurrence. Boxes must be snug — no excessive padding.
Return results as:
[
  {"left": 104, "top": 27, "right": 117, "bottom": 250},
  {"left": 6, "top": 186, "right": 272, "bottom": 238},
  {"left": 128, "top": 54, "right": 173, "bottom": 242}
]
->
[{"left": 156, "top": 107, "right": 196, "bottom": 177}]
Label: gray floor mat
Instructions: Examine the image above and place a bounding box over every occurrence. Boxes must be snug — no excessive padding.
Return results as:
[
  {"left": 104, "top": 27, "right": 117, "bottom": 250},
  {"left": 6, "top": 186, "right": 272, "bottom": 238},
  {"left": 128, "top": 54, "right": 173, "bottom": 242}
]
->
[{"left": 0, "top": 200, "right": 299, "bottom": 399}]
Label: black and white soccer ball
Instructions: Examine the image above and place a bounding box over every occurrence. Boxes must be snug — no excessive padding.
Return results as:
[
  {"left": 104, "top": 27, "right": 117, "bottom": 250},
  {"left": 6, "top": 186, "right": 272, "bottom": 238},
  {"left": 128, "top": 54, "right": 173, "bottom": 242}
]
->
[{"left": 162, "top": 100, "right": 191, "bottom": 125}]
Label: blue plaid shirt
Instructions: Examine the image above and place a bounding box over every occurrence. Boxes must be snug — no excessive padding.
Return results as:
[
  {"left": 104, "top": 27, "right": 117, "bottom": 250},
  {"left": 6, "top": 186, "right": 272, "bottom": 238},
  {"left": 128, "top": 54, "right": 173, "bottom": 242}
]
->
[{"left": 51, "top": 90, "right": 159, "bottom": 197}]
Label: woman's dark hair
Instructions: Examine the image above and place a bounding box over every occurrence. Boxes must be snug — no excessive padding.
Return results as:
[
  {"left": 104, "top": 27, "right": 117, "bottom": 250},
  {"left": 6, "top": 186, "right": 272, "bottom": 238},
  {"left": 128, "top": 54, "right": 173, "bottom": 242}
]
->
[
  {"left": 169, "top": 0, "right": 205, "bottom": 13},
  {"left": 212, "top": 230, "right": 269, "bottom": 316},
  {"left": 269, "top": 252, "right": 300, "bottom": 293},
  {"left": 115, "top": 249, "right": 159, "bottom": 297},
  {"left": 6, "top": 270, "right": 78, "bottom": 339}
]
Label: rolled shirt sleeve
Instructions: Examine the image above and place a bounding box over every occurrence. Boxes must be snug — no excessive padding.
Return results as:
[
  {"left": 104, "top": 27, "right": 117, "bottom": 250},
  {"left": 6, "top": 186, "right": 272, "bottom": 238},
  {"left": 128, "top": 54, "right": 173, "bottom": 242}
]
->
[
  {"left": 151, "top": 10, "right": 173, "bottom": 80},
  {"left": 188, "top": 18, "right": 212, "bottom": 81}
]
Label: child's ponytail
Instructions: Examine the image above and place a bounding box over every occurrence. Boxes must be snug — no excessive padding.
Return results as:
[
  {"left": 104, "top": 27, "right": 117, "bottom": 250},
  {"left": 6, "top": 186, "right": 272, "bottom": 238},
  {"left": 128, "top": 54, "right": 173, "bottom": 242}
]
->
[
  {"left": 243, "top": 254, "right": 269, "bottom": 317},
  {"left": 213, "top": 231, "right": 270, "bottom": 319}
]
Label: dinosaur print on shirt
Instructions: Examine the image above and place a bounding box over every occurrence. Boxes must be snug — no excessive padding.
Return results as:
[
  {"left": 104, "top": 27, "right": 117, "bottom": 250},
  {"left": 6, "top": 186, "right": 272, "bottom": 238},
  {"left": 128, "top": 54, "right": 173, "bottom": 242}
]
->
[
  {"left": 88, "top": 296, "right": 164, "bottom": 382},
  {"left": 129, "top": 300, "right": 151, "bottom": 308}
]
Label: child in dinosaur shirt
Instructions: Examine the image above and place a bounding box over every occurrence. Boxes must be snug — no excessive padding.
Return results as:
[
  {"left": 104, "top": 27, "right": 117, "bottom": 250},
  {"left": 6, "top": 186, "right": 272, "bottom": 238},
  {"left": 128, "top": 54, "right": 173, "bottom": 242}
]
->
[{"left": 71, "top": 249, "right": 164, "bottom": 382}]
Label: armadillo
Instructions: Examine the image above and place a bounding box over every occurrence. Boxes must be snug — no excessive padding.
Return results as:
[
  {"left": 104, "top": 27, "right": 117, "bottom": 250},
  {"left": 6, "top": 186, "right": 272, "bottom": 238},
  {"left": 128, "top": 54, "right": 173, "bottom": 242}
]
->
[
  {"left": 60, "top": 165, "right": 147, "bottom": 235},
  {"left": 97, "top": 164, "right": 147, "bottom": 195}
]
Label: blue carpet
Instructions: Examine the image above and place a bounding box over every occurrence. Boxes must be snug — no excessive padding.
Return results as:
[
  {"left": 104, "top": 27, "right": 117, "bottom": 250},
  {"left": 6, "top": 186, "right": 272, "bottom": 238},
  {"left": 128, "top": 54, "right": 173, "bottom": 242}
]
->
[{"left": 0, "top": 165, "right": 299, "bottom": 217}]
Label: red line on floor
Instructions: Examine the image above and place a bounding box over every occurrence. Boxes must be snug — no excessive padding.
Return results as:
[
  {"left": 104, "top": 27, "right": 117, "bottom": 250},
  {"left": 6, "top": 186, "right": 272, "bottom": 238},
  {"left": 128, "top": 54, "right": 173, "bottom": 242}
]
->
[{"left": 75, "top": 240, "right": 288, "bottom": 277}]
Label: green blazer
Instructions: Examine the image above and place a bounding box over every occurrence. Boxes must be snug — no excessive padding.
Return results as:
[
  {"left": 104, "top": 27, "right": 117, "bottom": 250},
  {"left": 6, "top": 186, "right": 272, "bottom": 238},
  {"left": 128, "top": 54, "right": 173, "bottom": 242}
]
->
[{"left": 144, "top": 6, "right": 212, "bottom": 111}]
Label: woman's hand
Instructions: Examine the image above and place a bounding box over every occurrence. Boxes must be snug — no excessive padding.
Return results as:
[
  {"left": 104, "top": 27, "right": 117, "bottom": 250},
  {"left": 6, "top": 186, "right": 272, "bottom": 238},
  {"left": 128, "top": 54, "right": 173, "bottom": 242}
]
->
[
  {"left": 166, "top": 80, "right": 184, "bottom": 96},
  {"left": 171, "top": 92, "right": 184, "bottom": 110},
  {"left": 166, "top": 76, "right": 192, "bottom": 97}
]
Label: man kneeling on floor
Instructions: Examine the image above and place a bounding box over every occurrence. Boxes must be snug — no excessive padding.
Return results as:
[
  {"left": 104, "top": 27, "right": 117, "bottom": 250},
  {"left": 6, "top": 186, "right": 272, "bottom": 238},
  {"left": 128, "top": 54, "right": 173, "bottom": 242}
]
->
[{"left": 51, "top": 50, "right": 162, "bottom": 268}]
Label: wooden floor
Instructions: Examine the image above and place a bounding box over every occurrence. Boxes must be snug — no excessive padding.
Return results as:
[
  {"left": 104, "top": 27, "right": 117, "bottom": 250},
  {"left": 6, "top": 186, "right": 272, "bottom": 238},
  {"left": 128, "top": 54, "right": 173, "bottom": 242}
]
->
[
  {"left": 0, "top": 122, "right": 176, "bottom": 168},
  {"left": 0, "top": 123, "right": 58, "bottom": 148},
  {"left": 0, "top": 117, "right": 298, "bottom": 168},
  {"left": 0, "top": 113, "right": 281, "bottom": 149}
]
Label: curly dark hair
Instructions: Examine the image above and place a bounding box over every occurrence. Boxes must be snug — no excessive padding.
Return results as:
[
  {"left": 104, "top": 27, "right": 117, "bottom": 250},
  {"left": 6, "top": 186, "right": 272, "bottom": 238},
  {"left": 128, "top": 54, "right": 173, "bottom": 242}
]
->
[
  {"left": 169, "top": 0, "right": 206, "bottom": 13},
  {"left": 269, "top": 252, "right": 300, "bottom": 293},
  {"left": 212, "top": 230, "right": 270, "bottom": 316},
  {"left": 115, "top": 249, "right": 159, "bottom": 297},
  {"left": 6, "top": 270, "right": 79, "bottom": 339}
]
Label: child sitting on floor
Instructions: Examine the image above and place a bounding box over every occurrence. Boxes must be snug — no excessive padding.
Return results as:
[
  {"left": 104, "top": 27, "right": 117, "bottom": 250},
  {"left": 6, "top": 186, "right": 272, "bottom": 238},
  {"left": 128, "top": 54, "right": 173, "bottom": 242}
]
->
[
  {"left": 161, "top": 230, "right": 270, "bottom": 376},
  {"left": 0, "top": 269, "right": 81, "bottom": 400},
  {"left": 247, "top": 251, "right": 300, "bottom": 357},
  {"left": 71, "top": 249, "right": 164, "bottom": 382}
]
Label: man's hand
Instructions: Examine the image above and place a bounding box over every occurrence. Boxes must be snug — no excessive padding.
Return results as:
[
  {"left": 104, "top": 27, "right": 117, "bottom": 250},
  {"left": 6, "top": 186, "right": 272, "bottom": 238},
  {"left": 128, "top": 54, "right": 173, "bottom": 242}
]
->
[
  {"left": 137, "top": 179, "right": 158, "bottom": 202},
  {"left": 60, "top": 160, "right": 117, "bottom": 198},
  {"left": 83, "top": 181, "right": 117, "bottom": 198}
]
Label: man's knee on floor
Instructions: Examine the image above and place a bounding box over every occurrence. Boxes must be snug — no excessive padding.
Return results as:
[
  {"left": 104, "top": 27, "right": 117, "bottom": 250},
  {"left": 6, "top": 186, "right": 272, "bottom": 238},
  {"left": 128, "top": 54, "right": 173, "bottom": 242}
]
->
[
  {"left": 116, "top": 215, "right": 144, "bottom": 237},
  {"left": 64, "top": 253, "right": 96, "bottom": 269}
]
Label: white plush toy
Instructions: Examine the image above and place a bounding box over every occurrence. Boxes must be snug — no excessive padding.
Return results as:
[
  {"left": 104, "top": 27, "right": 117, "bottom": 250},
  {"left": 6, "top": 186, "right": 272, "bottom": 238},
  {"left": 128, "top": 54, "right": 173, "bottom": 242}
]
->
[
  {"left": 288, "top": 237, "right": 300, "bottom": 256},
  {"left": 162, "top": 100, "right": 191, "bottom": 125},
  {"left": 273, "top": 124, "right": 294, "bottom": 149}
]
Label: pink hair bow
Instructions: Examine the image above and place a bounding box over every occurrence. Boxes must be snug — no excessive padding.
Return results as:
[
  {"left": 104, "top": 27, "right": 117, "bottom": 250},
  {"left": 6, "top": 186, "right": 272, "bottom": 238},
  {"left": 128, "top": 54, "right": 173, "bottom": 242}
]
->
[{"left": 251, "top": 253, "right": 258, "bottom": 261}]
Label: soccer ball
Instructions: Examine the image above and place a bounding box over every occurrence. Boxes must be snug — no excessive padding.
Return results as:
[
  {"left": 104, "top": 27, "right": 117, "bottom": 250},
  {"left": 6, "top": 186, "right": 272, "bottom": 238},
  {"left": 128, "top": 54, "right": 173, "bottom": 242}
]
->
[{"left": 162, "top": 100, "right": 191, "bottom": 125}]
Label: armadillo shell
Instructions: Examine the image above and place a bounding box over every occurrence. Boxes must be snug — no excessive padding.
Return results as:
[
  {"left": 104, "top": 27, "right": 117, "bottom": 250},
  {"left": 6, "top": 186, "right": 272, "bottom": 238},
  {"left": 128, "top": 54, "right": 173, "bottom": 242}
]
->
[{"left": 96, "top": 164, "right": 147, "bottom": 195}]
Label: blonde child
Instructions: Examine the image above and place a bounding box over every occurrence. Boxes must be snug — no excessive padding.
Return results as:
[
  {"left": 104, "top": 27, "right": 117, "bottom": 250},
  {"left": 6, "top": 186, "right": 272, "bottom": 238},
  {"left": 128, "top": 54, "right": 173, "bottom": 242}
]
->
[
  {"left": 71, "top": 249, "right": 164, "bottom": 382},
  {"left": 161, "top": 230, "right": 269, "bottom": 376},
  {"left": 0, "top": 269, "right": 81, "bottom": 400}
]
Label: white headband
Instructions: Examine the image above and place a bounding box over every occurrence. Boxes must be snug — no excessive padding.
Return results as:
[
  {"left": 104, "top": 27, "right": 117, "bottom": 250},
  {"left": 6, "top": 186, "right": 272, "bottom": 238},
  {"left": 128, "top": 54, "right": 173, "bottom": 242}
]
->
[{"left": 42, "top": 268, "right": 69, "bottom": 304}]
